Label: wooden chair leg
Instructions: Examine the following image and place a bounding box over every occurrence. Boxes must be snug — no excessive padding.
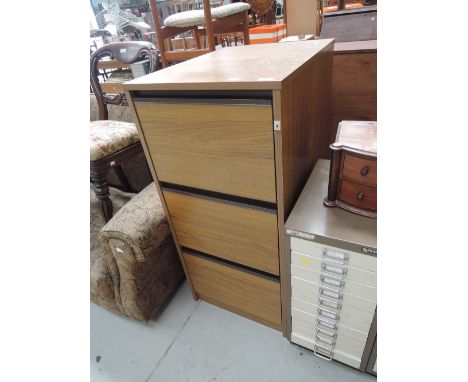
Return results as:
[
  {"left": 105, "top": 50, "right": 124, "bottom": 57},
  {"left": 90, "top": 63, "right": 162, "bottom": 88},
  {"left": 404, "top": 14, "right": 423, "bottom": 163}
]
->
[
  {"left": 91, "top": 169, "right": 113, "bottom": 222},
  {"left": 243, "top": 11, "right": 250, "bottom": 45}
]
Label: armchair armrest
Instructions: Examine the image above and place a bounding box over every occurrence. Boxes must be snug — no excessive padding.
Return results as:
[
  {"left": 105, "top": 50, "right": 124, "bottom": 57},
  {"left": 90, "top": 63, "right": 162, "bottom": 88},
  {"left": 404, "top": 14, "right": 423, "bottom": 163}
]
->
[{"left": 99, "top": 183, "right": 184, "bottom": 321}]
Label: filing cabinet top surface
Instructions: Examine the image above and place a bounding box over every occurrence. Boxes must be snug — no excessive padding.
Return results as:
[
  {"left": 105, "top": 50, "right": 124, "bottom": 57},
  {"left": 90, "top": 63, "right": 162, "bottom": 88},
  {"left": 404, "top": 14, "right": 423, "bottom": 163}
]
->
[
  {"left": 285, "top": 160, "right": 376, "bottom": 250},
  {"left": 124, "top": 39, "right": 335, "bottom": 91}
]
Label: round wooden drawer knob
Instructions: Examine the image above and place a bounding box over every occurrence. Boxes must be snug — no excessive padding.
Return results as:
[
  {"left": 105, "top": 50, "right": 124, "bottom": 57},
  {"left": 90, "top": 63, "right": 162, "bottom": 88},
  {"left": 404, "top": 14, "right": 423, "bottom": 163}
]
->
[
  {"left": 360, "top": 166, "right": 369, "bottom": 176},
  {"left": 357, "top": 192, "right": 365, "bottom": 201}
]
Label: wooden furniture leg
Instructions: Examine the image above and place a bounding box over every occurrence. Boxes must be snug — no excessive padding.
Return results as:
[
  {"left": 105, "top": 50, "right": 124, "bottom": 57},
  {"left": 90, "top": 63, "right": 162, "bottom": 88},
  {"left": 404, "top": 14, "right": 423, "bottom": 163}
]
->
[
  {"left": 243, "top": 11, "right": 250, "bottom": 45},
  {"left": 92, "top": 168, "right": 113, "bottom": 222}
]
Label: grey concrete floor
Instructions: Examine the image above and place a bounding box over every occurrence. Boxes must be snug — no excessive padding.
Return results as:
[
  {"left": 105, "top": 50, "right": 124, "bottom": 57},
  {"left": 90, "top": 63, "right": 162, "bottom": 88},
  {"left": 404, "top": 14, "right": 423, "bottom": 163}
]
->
[{"left": 91, "top": 281, "right": 375, "bottom": 382}]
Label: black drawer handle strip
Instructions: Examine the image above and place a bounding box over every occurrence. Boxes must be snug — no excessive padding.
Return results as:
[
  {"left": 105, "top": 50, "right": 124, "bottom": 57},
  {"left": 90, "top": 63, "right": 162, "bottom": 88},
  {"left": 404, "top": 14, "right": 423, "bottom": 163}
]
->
[
  {"left": 131, "top": 89, "right": 273, "bottom": 102},
  {"left": 161, "top": 182, "right": 277, "bottom": 213},
  {"left": 182, "top": 247, "right": 280, "bottom": 282}
]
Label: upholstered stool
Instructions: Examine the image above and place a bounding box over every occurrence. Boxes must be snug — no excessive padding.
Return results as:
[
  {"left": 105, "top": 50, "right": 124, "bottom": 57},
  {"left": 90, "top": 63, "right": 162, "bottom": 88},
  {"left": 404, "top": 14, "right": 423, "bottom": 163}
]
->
[
  {"left": 94, "top": 183, "right": 185, "bottom": 321},
  {"left": 90, "top": 120, "right": 140, "bottom": 162}
]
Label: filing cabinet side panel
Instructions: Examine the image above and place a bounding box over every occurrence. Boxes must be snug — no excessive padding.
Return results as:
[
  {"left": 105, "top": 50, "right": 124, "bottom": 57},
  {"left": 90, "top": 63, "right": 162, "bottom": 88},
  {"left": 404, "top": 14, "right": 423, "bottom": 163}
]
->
[{"left": 274, "top": 42, "right": 334, "bottom": 338}]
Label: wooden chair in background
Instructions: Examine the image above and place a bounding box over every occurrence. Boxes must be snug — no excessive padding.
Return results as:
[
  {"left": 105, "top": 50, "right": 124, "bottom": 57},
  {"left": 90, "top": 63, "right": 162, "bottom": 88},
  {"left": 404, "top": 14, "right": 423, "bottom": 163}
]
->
[
  {"left": 90, "top": 41, "right": 158, "bottom": 222},
  {"left": 149, "top": 0, "right": 250, "bottom": 68},
  {"left": 247, "top": 0, "right": 276, "bottom": 26}
]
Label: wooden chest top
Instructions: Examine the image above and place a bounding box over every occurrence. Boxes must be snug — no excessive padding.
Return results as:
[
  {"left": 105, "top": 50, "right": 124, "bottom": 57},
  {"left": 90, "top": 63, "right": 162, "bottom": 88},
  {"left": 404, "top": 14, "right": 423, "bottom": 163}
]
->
[
  {"left": 124, "top": 39, "right": 335, "bottom": 91},
  {"left": 332, "top": 120, "right": 377, "bottom": 156}
]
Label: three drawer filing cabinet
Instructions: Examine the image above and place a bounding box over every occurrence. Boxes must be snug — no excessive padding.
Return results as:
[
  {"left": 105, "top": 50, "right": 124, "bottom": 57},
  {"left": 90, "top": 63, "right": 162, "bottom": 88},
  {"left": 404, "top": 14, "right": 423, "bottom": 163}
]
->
[
  {"left": 124, "top": 40, "right": 334, "bottom": 335},
  {"left": 285, "top": 160, "right": 377, "bottom": 369}
]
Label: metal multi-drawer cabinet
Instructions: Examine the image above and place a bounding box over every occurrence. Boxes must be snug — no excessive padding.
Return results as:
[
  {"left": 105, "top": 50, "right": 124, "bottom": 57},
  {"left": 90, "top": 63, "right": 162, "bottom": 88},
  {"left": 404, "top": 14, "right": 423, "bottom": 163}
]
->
[
  {"left": 124, "top": 41, "right": 335, "bottom": 336},
  {"left": 285, "top": 160, "right": 377, "bottom": 372}
]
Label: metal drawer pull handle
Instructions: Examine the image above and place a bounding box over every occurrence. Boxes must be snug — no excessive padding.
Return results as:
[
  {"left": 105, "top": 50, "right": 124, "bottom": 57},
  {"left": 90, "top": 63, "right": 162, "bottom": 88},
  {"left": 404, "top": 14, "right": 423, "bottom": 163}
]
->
[
  {"left": 314, "top": 344, "right": 333, "bottom": 361},
  {"left": 318, "top": 307, "right": 339, "bottom": 321},
  {"left": 319, "top": 296, "right": 342, "bottom": 311},
  {"left": 316, "top": 333, "right": 335, "bottom": 346},
  {"left": 322, "top": 263, "right": 347, "bottom": 277},
  {"left": 316, "top": 326, "right": 337, "bottom": 339},
  {"left": 322, "top": 248, "right": 349, "bottom": 265},
  {"left": 356, "top": 192, "right": 365, "bottom": 201},
  {"left": 320, "top": 287, "right": 342, "bottom": 301},
  {"left": 316, "top": 318, "right": 337, "bottom": 331},
  {"left": 360, "top": 166, "right": 369, "bottom": 176},
  {"left": 320, "top": 275, "right": 345, "bottom": 289}
]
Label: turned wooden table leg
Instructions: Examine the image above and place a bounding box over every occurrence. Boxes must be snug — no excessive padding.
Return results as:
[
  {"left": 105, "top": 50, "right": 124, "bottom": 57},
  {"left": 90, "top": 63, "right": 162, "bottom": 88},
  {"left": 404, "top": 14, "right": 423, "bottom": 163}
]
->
[{"left": 92, "top": 169, "right": 113, "bottom": 222}]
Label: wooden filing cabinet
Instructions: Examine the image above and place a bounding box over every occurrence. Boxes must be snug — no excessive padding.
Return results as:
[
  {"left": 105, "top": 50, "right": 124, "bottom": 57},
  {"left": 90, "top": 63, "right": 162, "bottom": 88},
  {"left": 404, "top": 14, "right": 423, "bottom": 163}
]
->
[
  {"left": 285, "top": 159, "right": 377, "bottom": 370},
  {"left": 124, "top": 40, "right": 334, "bottom": 335}
]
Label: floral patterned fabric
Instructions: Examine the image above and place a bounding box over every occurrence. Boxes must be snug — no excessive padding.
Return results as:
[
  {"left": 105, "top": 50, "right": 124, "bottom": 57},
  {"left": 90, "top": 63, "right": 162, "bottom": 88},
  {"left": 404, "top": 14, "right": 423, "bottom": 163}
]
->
[
  {"left": 90, "top": 120, "right": 140, "bottom": 161},
  {"left": 98, "top": 183, "right": 185, "bottom": 321}
]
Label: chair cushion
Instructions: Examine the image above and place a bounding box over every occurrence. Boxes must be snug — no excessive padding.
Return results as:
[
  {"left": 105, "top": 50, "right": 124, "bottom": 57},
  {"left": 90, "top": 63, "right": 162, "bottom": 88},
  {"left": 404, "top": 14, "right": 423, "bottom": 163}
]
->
[
  {"left": 90, "top": 120, "right": 140, "bottom": 161},
  {"left": 164, "top": 3, "right": 250, "bottom": 28},
  {"left": 211, "top": 3, "right": 250, "bottom": 19},
  {"left": 164, "top": 10, "right": 205, "bottom": 28}
]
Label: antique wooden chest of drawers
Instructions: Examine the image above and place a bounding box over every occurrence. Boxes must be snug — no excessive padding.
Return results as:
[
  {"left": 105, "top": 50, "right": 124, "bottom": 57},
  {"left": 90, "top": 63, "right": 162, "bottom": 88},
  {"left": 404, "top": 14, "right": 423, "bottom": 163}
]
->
[
  {"left": 324, "top": 120, "right": 377, "bottom": 218},
  {"left": 124, "top": 40, "right": 334, "bottom": 335},
  {"left": 285, "top": 159, "right": 377, "bottom": 370}
]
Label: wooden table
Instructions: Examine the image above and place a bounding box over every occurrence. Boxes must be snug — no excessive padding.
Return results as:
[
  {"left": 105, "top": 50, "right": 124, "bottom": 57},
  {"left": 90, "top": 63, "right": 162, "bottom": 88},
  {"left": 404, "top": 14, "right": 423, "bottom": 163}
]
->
[{"left": 124, "top": 40, "right": 334, "bottom": 336}]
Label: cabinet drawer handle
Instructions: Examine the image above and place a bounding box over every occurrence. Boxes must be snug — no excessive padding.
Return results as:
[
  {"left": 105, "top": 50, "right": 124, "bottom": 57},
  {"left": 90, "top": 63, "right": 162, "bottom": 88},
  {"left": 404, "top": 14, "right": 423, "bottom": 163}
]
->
[
  {"left": 316, "top": 318, "right": 338, "bottom": 331},
  {"left": 322, "top": 248, "right": 349, "bottom": 265},
  {"left": 322, "top": 263, "right": 347, "bottom": 277},
  {"left": 316, "top": 332, "right": 336, "bottom": 346},
  {"left": 314, "top": 344, "right": 333, "bottom": 361},
  {"left": 316, "top": 326, "right": 337, "bottom": 340},
  {"left": 357, "top": 192, "right": 365, "bottom": 201},
  {"left": 320, "top": 286, "right": 343, "bottom": 302},
  {"left": 360, "top": 166, "right": 369, "bottom": 176},
  {"left": 320, "top": 275, "right": 345, "bottom": 289},
  {"left": 319, "top": 296, "right": 342, "bottom": 311},
  {"left": 318, "top": 307, "right": 340, "bottom": 322}
]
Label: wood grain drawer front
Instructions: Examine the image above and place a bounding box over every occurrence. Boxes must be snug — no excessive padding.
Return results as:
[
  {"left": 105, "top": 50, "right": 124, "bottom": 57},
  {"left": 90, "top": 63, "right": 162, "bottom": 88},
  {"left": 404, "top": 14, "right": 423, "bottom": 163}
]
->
[
  {"left": 291, "top": 297, "right": 372, "bottom": 334},
  {"left": 164, "top": 190, "right": 279, "bottom": 275},
  {"left": 291, "top": 251, "right": 377, "bottom": 287},
  {"left": 291, "top": 265, "right": 376, "bottom": 301},
  {"left": 291, "top": 333, "right": 361, "bottom": 369},
  {"left": 135, "top": 101, "right": 276, "bottom": 203},
  {"left": 182, "top": 252, "right": 281, "bottom": 330},
  {"left": 342, "top": 154, "right": 377, "bottom": 187},
  {"left": 339, "top": 179, "right": 376, "bottom": 212},
  {"left": 291, "top": 237, "right": 376, "bottom": 273}
]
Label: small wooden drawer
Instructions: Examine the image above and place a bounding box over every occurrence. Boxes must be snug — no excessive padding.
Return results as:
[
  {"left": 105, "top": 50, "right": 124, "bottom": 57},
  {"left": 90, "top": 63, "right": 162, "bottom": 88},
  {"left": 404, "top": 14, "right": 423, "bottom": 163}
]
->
[
  {"left": 342, "top": 154, "right": 377, "bottom": 187},
  {"left": 134, "top": 101, "right": 276, "bottom": 203},
  {"left": 291, "top": 237, "right": 377, "bottom": 273},
  {"left": 183, "top": 251, "right": 282, "bottom": 330},
  {"left": 164, "top": 189, "right": 279, "bottom": 275},
  {"left": 339, "top": 179, "right": 376, "bottom": 212}
]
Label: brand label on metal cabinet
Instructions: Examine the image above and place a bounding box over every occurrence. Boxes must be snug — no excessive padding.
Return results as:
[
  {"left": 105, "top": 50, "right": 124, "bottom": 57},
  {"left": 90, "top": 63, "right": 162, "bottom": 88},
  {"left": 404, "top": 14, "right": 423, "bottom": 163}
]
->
[
  {"left": 286, "top": 229, "right": 315, "bottom": 241},
  {"left": 361, "top": 246, "right": 377, "bottom": 256}
]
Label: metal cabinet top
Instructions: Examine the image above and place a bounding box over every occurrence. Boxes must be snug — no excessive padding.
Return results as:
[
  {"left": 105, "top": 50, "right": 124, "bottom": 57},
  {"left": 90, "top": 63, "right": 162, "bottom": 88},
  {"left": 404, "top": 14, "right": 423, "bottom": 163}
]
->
[
  {"left": 124, "top": 39, "right": 335, "bottom": 91},
  {"left": 285, "top": 159, "right": 377, "bottom": 251}
]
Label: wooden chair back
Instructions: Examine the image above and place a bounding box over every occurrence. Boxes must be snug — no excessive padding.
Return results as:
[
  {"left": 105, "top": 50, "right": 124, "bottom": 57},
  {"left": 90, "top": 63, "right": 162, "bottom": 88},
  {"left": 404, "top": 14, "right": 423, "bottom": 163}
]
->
[
  {"left": 149, "top": 0, "right": 250, "bottom": 68},
  {"left": 90, "top": 41, "right": 158, "bottom": 120}
]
